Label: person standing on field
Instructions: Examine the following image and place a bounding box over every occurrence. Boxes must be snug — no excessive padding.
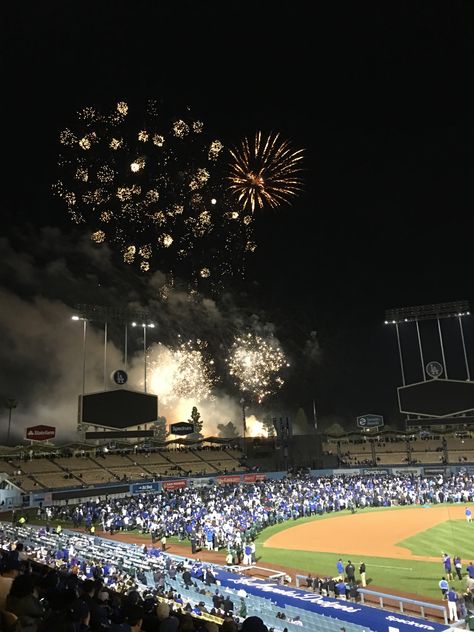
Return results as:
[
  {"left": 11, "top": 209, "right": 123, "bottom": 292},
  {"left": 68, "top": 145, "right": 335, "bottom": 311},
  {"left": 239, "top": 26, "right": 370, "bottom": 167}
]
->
[
  {"left": 443, "top": 553, "right": 453, "bottom": 581},
  {"left": 447, "top": 587, "right": 458, "bottom": 622},
  {"left": 439, "top": 577, "right": 449, "bottom": 598},
  {"left": 359, "top": 561, "right": 367, "bottom": 587},
  {"left": 454, "top": 556, "right": 462, "bottom": 581},
  {"left": 336, "top": 558, "right": 344, "bottom": 578},
  {"left": 465, "top": 507, "right": 472, "bottom": 523},
  {"left": 345, "top": 561, "right": 355, "bottom": 583}
]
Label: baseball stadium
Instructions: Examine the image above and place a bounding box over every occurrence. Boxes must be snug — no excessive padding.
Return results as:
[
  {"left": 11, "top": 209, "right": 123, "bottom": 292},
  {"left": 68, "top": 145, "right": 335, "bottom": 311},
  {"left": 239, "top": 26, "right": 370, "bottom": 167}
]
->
[{"left": 1, "top": 302, "right": 474, "bottom": 632}]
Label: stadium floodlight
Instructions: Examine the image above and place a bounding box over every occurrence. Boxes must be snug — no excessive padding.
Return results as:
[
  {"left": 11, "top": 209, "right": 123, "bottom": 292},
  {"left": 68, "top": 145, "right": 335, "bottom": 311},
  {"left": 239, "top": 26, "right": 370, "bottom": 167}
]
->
[
  {"left": 385, "top": 299, "right": 472, "bottom": 388},
  {"left": 384, "top": 300, "right": 470, "bottom": 324}
]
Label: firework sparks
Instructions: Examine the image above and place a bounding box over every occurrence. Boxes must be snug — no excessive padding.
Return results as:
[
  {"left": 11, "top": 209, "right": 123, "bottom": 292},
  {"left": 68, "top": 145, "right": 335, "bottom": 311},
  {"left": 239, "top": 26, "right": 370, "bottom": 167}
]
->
[
  {"left": 148, "top": 339, "right": 216, "bottom": 404},
  {"left": 227, "top": 332, "right": 289, "bottom": 402},
  {"left": 52, "top": 100, "right": 254, "bottom": 290},
  {"left": 227, "top": 131, "right": 304, "bottom": 212}
]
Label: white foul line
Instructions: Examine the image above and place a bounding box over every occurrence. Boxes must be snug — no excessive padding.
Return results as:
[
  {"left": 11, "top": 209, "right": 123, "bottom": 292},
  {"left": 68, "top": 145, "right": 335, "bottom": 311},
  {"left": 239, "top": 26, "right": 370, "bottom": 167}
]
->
[{"left": 369, "top": 564, "right": 413, "bottom": 570}]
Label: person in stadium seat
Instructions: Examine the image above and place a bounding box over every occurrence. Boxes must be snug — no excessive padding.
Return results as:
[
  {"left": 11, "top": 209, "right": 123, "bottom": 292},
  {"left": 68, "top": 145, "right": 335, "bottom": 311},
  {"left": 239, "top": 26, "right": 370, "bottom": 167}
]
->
[
  {"left": 212, "top": 590, "right": 222, "bottom": 609},
  {"left": 0, "top": 559, "right": 21, "bottom": 611},
  {"left": 241, "top": 616, "right": 268, "bottom": 632},
  {"left": 222, "top": 594, "right": 234, "bottom": 615}
]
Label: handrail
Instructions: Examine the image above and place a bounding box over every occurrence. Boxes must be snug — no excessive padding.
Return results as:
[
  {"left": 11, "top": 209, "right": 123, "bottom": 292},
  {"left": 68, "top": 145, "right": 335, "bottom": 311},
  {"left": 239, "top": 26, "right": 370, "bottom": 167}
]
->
[
  {"left": 294, "top": 577, "right": 450, "bottom": 627},
  {"left": 357, "top": 588, "right": 448, "bottom": 626}
]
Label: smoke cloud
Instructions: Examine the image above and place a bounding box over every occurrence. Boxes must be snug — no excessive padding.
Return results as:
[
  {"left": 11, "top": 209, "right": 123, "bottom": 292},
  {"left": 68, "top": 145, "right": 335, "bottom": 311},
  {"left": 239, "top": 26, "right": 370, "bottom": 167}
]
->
[{"left": 0, "top": 226, "right": 313, "bottom": 443}]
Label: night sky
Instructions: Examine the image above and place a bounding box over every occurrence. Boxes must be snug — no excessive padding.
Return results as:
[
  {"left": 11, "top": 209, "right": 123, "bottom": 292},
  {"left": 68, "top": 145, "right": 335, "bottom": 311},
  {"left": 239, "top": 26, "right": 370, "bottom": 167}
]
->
[{"left": 2, "top": 2, "right": 474, "bottom": 434}]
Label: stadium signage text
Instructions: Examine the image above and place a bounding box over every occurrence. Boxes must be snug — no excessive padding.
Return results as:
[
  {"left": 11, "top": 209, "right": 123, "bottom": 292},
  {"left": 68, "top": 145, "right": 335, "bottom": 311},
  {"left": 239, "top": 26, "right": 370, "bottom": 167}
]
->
[
  {"left": 242, "top": 473, "right": 267, "bottom": 483},
  {"left": 392, "top": 469, "right": 420, "bottom": 476},
  {"left": 212, "top": 571, "right": 444, "bottom": 632},
  {"left": 423, "top": 468, "right": 446, "bottom": 476},
  {"left": 217, "top": 475, "right": 242, "bottom": 484},
  {"left": 362, "top": 468, "right": 389, "bottom": 475},
  {"left": 25, "top": 425, "right": 56, "bottom": 441},
  {"left": 170, "top": 422, "right": 194, "bottom": 435},
  {"left": 161, "top": 479, "right": 187, "bottom": 491},
  {"left": 131, "top": 482, "right": 161, "bottom": 493},
  {"left": 356, "top": 414, "right": 384, "bottom": 428}
]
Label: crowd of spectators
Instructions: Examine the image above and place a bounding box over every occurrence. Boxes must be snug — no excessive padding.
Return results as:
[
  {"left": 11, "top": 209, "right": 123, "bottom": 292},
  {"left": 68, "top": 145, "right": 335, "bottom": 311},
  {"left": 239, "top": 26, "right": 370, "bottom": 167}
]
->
[
  {"left": 32, "top": 471, "right": 474, "bottom": 563},
  {"left": 2, "top": 470, "right": 474, "bottom": 629},
  {"left": 0, "top": 524, "right": 278, "bottom": 632}
]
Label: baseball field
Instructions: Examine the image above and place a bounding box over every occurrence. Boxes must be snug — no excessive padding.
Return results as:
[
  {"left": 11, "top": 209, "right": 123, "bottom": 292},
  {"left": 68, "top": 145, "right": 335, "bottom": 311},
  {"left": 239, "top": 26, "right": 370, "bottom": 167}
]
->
[
  {"left": 252, "top": 503, "right": 471, "bottom": 600},
  {"left": 13, "top": 502, "right": 473, "bottom": 602}
]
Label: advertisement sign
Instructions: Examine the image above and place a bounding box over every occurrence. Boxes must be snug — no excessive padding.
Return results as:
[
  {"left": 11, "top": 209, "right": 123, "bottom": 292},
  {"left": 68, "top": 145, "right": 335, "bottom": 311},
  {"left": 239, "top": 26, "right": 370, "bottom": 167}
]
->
[
  {"left": 392, "top": 469, "right": 421, "bottom": 476},
  {"left": 29, "top": 492, "right": 53, "bottom": 507},
  {"left": 423, "top": 468, "right": 447, "bottom": 476},
  {"left": 170, "top": 422, "right": 194, "bottom": 435},
  {"left": 25, "top": 425, "right": 56, "bottom": 441},
  {"left": 242, "top": 473, "right": 266, "bottom": 483},
  {"left": 162, "top": 479, "right": 187, "bottom": 491},
  {"left": 131, "top": 482, "right": 161, "bottom": 494},
  {"left": 356, "top": 414, "right": 384, "bottom": 429},
  {"left": 217, "top": 475, "right": 242, "bottom": 485},
  {"left": 362, "top": 468, "right": 389, "bottom": 476}
]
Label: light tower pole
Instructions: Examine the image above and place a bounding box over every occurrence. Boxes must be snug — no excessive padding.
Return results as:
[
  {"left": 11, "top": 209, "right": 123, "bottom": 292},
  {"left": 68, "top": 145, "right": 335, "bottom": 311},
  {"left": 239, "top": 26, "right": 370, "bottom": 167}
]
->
[
  {"left": 5, "top": 398, "right": 17, "bottom": 445},
  {"left": 240, "top": 397, "right": 246, "bottom": 456},
  {"left": 132, "top": 322, "right": 155, "bottom": 393}
]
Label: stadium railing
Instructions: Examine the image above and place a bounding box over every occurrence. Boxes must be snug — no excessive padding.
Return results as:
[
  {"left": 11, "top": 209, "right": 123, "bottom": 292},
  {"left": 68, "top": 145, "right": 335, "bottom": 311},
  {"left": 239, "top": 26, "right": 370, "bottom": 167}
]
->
[{"left": 357, "top": 588, "right": 449, "bottom": 626}]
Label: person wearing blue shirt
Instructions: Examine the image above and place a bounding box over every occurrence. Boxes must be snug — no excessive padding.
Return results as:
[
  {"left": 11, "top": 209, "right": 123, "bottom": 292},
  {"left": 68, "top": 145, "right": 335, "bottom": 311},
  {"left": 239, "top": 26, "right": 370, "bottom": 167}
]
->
[
  {"left": 467, "top": 562, "right": 474, "bottom": 579},
  {"left": 447, "top": 588, "right": 458, "bottom": 622},
  {"left": 335, "top": 579, "right": 347, "bottom": 599},
  {"left": 439, "top": 577, "right": 449, "bottom": 598},
  {"left": 466, "top": 507, "right": 472, "bottom": 523},
  {"left": 336, "top": 559, "right": 344, "bottom": 577}
]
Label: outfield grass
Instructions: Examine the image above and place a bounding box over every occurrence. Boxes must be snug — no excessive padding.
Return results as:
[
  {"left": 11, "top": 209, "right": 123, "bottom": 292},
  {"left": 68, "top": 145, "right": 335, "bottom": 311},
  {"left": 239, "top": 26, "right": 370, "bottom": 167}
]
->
[
  {"left": 251, "top": 507, "right": 468, "bottom": 600},
  {"left": 399, "top": 519, "right": 473, "bottom": 559}
]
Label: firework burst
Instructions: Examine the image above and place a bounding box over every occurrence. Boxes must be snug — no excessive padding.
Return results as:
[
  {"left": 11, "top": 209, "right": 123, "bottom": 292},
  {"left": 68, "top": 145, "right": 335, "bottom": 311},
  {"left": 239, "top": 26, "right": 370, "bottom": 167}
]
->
[
  {"left": 148, "top": 339, "right": 216, "bottom": 404},
  {"left": 53, "top": 99, "right": 254, "bottom": 289},
  {"left": 227, "top": 131, "right": 304, "bottom": 212},
  {"left": 226, "top": 332, "right": 289, "bottom": 402}
]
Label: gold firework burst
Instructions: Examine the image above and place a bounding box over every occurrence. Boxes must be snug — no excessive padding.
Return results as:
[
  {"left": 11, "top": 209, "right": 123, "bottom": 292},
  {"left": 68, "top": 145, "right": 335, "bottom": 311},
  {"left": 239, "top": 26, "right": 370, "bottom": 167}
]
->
[{"left": 227, "top": 132, "right": 304, "bottom": 212}]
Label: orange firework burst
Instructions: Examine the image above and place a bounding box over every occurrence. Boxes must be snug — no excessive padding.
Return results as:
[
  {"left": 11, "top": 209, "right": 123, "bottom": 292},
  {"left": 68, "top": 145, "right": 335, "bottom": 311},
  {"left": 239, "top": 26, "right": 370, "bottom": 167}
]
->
[{"left": 227, "top": 132, "right": 304, "bottom": 212}]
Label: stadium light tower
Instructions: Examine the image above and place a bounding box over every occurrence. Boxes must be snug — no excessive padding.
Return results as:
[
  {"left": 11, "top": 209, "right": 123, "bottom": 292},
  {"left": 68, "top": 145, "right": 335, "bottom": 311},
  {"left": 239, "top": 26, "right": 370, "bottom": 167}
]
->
[
  {"left": 4, "top": 398, "right": 17, "bottom": 445},
  {"left": 384, "top": 300, "right": 471, "bottom": 384},
  {"left": 71, "top": 315, "right": 88, "bottom": 397},
  {"left": 240, "top": 397, "right": 247, "bottom": 455},
  {"left": 132, "top": 322, "right": 155, "bottom": 393}
]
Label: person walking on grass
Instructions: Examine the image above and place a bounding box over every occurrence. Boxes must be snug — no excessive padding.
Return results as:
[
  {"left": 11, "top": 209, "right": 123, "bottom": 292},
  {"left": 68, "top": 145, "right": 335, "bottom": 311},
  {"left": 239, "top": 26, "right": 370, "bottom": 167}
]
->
[
  {"left": 465, "top": 507, "right": 472, "bottom": 523},
  {"left": 443, "top": 553, "right": 453, "bottom": 581}
]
